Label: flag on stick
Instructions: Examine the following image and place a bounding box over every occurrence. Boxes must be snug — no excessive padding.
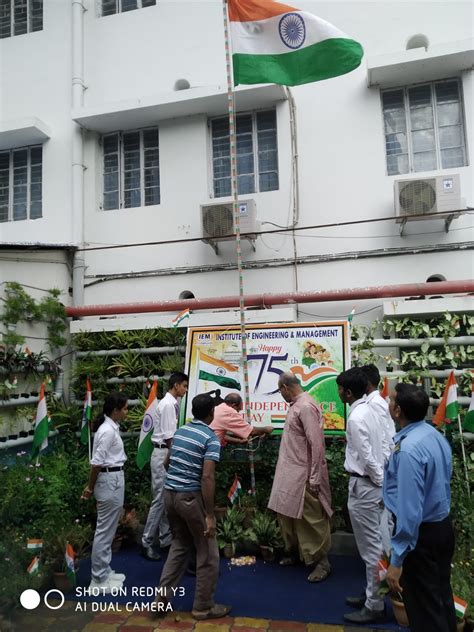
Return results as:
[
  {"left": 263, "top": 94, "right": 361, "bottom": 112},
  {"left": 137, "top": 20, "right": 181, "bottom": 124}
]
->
[
  {"left": 136, "top": 380, "right": 159, "bottom": 470},
  {"left": 26, "top": 538, "right": 43, "bottom": 551},
  {"left": 433, "top": 371, "right": 459, "bottom": 427},
  {"left": 27, "top": 557, "right": 40, "bottom": 575},
  {"left": 80, "top": 379, "right": 92, "bottom": 445},
  {"left": 454, "top": 595, "right": 467, "bottom": 620},
  {"left": 463, "top": 376, "right": 474, "bottom": 433},
  {"left": 228, "top": 0, "right": 364, "bottom": 87},
  {"left": 65, "top": 543, "right": 76, "bottom": 586},
  {"left": 171, "top": 308, "right": 190, "bottom": 328},
  {"left": 31, "top": 383, "right": 49, "bottom": 458},
  {"left": 227, "top": 475, "right": 242, "bottom": 504}
]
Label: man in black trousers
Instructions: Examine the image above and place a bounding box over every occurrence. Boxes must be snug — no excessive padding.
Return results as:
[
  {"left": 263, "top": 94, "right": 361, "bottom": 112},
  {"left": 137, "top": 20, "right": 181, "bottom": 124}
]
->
[{"left": 383, "top": 383, "right": 456, "bottom": 632}]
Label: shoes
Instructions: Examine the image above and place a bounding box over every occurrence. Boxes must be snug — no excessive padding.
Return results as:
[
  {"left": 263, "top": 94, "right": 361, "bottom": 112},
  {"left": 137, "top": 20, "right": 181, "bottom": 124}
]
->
[
  {"left": 307, "top": 561, "right": 331, "bottom": 583},
  {"left": 109, "top": 570, "right": 126, "bottom": 582},
  {"left": 345, "top": 593, "right": 366, "bottom": 608},
  {"left": 343, "top": 605, "right": 386, "bottom": 624},
  {"left": 279, "top": 555, "right": 297, "bottom": 566},
  {"left": 192, "top": 603, "right": 232, "bottom": 620},
  {"left": 88, "top": 577, "right": 123, "bottom": 595},
  {"left": 141, "top": 545, "right": 161, "bottom": 561}
]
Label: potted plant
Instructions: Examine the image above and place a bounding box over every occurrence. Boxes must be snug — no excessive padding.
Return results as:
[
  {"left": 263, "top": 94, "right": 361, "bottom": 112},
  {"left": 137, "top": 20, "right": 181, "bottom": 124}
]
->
[
  {"left": 246, "top": 511, "right": 283, "bottom": 562},
  {"left": 217, "top": 507, "right": 245, "bottom": 558}
]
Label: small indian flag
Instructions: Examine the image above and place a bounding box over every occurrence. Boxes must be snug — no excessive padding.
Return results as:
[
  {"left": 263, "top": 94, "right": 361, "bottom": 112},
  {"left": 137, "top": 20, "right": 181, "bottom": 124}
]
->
[
  {"left": 229, "top": 0, "right": 363, "bottom": 87},
  {"left": 80, "top": 379, "right": 92, "bottom": 446},
  {"left": 31, "top": 383, "right": 49, "bottom": 458},
  {"left": 228, "top": 475, "right": 242, "bottom": 504},
  {"left": 199, "top": 352, "right": 241, "bottom": 391},
  {"left": 65, "top": 543, "right": 76, "bottom": 587},
  {"left": 377, "top": 557, "right": 389, "bottom": 582},
  {"left": 27, "top": 556, "right": 40, "bottom": 575},
  {"left": 380, "top": 377, "right": 389, "bottom": 401},
  {"left": 136, "top": 380, "right": 159, "bottom": 470},
  {"left": 26, "top": 538, "right": 43, "bottom": 551},
  {"left": 463, "top": 377, "right": 474, "bottom": 433},
  {"left": 454, "top": 595, "right": 467, "bottom": 619},
  {"left": 433, "top": 371, "right": 459, "bottom": 427},
  {"left": 172, "top": 308, "right": 190, "bottom": 328}
]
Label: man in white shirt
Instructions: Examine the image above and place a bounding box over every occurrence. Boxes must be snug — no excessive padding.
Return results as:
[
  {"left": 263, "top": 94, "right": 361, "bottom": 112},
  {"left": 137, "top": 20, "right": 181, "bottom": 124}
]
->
[
  {"left": 337, "top": 368, "right": 386, "bottom": 625},
  {"left": 141, "top": 372, "right": 188, "bottom": 561},
  {"left": 361, "top": 364, "right": 395, "bottom": 554}
]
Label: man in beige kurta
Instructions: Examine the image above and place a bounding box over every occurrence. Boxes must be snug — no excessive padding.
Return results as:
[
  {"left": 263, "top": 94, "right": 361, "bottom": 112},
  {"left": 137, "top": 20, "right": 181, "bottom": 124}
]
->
[{"left": 268, "top": 372, "right": 333, "bottom": 582}]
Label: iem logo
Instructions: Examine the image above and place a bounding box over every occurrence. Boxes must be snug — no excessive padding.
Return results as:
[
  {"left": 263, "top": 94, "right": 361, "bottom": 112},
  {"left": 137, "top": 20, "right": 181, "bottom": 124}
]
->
[{"left": 239, "top": 203, "right": 248, "bottom": 215}]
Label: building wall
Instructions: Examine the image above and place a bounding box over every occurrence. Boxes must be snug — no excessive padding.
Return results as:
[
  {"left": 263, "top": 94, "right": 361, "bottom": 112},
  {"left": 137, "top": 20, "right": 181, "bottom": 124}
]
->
[{"left": 0, "top": 0, "right": 473, "bottom": 311}]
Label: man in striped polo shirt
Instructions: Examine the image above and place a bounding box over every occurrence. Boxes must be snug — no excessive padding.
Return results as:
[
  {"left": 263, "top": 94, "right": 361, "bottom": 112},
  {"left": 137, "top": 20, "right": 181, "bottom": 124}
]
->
[{"left": 156, "top": 393, "right": 231, "bottom": 620}]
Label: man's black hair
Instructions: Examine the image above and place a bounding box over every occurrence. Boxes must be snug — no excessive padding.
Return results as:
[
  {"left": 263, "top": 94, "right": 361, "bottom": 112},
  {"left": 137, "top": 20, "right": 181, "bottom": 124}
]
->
[
  {"left": 191, "top": 393, "right": 215, "bottom": 420},
  {"left": 224, "top": 392, "right": 242, "bottom": 406},
  {"left": 394, "top": 383, "right": 429, "bottom": 422},
  {"left": 336, "top": 368, "right": 368, "bottom": 400},
  {"left": 168, "top": 372, "right": 188, "bottom": 390},
  {"left": 360, "top": 364, "right": 381, "bottom": 388}
]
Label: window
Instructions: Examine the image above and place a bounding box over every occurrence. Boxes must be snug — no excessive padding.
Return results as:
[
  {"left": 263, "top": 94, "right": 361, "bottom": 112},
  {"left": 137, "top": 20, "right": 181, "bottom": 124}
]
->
[
  {"left": 382, "top": 79, "right": 467, "bottom": 176},
  {"left": 0, "top": 146, "right": 42, "bottom": 222},
  {"left": 101, "top": 0, "right": 155, "bottom": 16},
  {"left": 211, "top": 109, "right": 279, "bottom": 198},
  {"left": 0, "top": 0, "right": 43, "bottom": 39},
  {"left": 102, "top": 128, "right": 160, "bottom": 210}
]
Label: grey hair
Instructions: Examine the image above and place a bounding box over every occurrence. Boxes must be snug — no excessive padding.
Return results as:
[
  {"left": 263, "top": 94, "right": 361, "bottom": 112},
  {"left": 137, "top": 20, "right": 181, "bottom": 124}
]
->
[
  {"left": 278, "top": 372, "right": 301, "bottom": 388},
  {"left": 224, "top": 392, "right": 242, "bottom": 406}
]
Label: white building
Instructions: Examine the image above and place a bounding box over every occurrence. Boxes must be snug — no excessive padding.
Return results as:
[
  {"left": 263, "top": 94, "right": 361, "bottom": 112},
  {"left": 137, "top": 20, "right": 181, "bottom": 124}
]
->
[{"left": 0, "top": 0, "right": 473, "bottom": 333}]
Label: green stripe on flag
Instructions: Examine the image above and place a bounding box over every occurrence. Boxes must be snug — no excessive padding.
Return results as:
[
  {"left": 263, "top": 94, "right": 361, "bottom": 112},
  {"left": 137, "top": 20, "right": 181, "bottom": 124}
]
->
[
  {"left": 446, "top": 399, "right": 459, "bottom": 422},
  {"left": 199, "top": 370, "right": 241, "bottom": 391},
  {"left": 233, "top": 38, "right": 363, "bottom": 86},
  {"left": 31, "top": 416, "right": 49, "bottom": 458},
  {"left": 136, "top": 431, "right": 154, "bottom": 470}
]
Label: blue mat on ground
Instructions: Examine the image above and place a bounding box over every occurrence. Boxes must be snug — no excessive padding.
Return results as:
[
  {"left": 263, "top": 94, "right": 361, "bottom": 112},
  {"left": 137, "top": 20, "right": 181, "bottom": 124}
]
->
[{"left": 67, "top": 546, "right": 405, "bottom": 630}]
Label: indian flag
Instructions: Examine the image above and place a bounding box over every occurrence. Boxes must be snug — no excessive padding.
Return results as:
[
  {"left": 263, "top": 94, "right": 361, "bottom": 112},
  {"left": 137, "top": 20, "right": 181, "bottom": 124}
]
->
[
  {"left": 463, "top": 377, "right": 474, "bottom": 433},
  {"left": 136, "top": 380, "right": 159, "bottom": 470},
  {"left": 65, "top": 542, "right": 76, "bottom": 587},
  {"left": 228, "top": 475, "right": 242, "bottom": 503},
  {"left": 31, "top": 383, "right": 49, "bottom": 458},
  {"left": 199, "top": 352, "right": 241, "bottom": 391},
  {"left": 172, "top": 308, "right": 190, "bottom": 328},
  {"left": 80, "top": 379, "right": 92, "bottom": 445},
  {"left": 27, "top": 556, "right": 40, "bottom": 575},
  {"left": 26, "top": 538, "right": 43, "bottom": 551},
  {"left": 454, "top": 595, "right": 467, "bottom": 619},
  {"left": 433, "top": 371, "right": 459, "bottom": 427},
  {"left": 229, "top": 0, "right": 363, "bottom": 86}
]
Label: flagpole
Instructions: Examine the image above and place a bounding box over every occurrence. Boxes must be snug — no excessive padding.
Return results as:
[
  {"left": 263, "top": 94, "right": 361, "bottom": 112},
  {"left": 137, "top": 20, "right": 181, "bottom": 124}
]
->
[
  {"left": 222, "top": 0, "right": 256, "bottom": 494},
  {"left": 456, "top": 413, "right": 470, "bottom": 497}
]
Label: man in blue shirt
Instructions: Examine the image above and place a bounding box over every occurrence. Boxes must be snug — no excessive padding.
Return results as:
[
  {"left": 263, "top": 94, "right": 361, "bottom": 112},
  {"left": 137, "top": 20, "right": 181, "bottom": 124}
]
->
[
  {"left": 383, "top": 383, "right": 456, "bottom": 632},
  {"left": 155, "top": 393, "right": 231, "bottom": 621}
]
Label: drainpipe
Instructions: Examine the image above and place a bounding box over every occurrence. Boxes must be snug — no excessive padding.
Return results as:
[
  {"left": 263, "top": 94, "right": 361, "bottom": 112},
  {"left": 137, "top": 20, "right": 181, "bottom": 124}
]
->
[
  {"left": 71, "top": 0, "right": 86, "bottom": 306},
  {"left": 66, "top": 279, "right": 474, "bottom": 318}
]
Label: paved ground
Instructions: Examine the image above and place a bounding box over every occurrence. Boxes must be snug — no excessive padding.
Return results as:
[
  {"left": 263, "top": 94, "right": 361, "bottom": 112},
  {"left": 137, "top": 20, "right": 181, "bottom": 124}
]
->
[{"left": 7, "top": 601, "right": 381, "bottom": 632}]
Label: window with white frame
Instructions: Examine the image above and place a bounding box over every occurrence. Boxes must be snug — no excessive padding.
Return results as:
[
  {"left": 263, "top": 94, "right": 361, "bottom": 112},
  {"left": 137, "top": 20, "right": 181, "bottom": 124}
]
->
[
  {"left": 211, "top": 109, "right": 279, "bottom": 198},
  {"left": 0, "top": 146, "right": 42, "bottom": 222},
  {"left": 0, "top": 0, "right": 43, "bottom": 39},
  {"left": 382, "top": 79, "right": 467, "bottom": 176},
  {"left": 102, "top": 128, "right": 160, "bottom": 210},
  {"left": 101, "top": 0, "right": 155, "bottom": 16}
]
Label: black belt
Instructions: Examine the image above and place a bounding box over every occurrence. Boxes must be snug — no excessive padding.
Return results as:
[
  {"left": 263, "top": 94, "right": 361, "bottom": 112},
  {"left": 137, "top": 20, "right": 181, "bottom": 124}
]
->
[
  {"left": 153, "top": 442, "right": 168, "bottom": 449},
  {"left": 100, "top": 466, "right": 123, "bottom": 472},
  {"left": 350, "top": 472, "right": 370, "bottom": 479}
]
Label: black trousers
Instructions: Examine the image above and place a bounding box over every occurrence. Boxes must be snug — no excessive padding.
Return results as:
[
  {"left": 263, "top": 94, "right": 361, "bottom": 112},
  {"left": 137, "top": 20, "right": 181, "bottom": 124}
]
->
[{"left": 401, "top": 516, "right": 456, "bottom": 632}]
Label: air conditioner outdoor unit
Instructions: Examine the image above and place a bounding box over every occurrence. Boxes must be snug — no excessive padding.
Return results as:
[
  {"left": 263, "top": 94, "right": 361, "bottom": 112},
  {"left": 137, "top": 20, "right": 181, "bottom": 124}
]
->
[
  {"left": 394, "top": 174, "right": 461, "bottom": 222},
  {"left": 200, "top": 199, "right": 258, "bottom": 240}
]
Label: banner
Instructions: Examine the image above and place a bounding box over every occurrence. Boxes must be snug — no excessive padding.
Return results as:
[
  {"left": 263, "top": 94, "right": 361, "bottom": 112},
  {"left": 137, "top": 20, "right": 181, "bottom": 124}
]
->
[{"left": 185, "top": 322, "right": 350, "bottom": 433}]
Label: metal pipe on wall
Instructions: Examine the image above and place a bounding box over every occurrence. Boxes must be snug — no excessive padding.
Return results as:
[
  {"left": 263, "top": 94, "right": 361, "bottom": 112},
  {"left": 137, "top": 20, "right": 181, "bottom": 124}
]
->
[{"left": 66, "top": 279, "right": 474, "bottom": 318}]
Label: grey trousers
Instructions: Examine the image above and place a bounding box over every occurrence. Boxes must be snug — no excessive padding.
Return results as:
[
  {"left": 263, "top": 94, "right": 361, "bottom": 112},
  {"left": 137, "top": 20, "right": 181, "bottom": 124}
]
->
[
  {"left": 348, "top": 476, "right": 384, "bottom": 611},
  {"left": 142, "top": 447, "right": 172, "bottom": 548},
  {"left": 91, "top": 471, "right": 125, "bottom": 583},
  {"left": 159, "top": 490, "right": 219, "bottom": 612}
]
